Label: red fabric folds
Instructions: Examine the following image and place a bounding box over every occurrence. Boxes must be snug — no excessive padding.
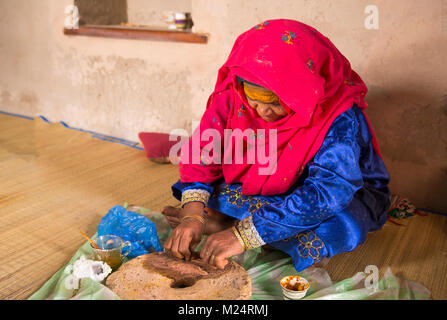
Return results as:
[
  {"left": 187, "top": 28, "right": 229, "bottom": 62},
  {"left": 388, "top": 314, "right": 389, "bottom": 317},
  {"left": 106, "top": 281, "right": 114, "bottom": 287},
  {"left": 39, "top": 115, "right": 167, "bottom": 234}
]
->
[{"left": 179, "top": 19, "right": 382, "bottom": 196}]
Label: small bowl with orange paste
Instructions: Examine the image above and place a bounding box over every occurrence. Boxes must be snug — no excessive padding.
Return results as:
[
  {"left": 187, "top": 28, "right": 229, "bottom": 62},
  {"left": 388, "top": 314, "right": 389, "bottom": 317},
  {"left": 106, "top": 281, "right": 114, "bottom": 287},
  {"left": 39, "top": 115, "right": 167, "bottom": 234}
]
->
[{"left": 280, "top": 275, "right": 310, "bottom": 300}]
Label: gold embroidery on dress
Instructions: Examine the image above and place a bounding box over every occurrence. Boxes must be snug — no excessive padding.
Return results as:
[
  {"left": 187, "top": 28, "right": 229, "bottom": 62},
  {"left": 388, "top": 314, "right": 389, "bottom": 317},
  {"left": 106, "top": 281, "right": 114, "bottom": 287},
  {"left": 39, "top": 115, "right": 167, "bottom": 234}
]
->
[
  {"left": 283, "top": 231, "right": 325, "bottom": 261},
  {"left": 219, "top": 184, "right": 270, "bottom": 214}
]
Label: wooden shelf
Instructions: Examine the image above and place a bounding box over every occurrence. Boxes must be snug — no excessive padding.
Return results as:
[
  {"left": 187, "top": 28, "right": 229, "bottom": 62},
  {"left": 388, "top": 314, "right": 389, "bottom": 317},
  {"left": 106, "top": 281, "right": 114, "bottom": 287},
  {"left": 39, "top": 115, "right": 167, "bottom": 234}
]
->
[{"left": 63, "top": 25, "right": 208, "bottom": 44}]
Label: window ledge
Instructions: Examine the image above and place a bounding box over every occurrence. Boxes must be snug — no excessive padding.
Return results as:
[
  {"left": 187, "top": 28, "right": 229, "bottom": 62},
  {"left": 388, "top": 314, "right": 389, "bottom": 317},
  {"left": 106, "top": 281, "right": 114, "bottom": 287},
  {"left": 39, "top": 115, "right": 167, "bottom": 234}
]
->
[{"left": 63, "top": 25, "right": 208, "bottom": 44}]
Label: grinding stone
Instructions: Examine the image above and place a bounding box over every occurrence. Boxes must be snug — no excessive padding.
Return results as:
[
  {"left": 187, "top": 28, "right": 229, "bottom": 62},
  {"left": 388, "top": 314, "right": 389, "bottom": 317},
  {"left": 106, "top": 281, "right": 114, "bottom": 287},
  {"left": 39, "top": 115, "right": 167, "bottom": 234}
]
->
[{"left": 106, "top": 252, "right": 252, "bottom": 300}]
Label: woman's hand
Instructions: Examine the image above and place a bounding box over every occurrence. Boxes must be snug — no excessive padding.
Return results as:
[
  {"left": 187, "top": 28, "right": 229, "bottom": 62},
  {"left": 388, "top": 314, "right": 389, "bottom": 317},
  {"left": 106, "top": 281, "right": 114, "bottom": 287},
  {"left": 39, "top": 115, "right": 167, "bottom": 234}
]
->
[
  {"left": 200, "top": 227, "right": 245, "bottom": 269},
  {"left": 163, "top": 202, "right": 205, "bottom": 260}
]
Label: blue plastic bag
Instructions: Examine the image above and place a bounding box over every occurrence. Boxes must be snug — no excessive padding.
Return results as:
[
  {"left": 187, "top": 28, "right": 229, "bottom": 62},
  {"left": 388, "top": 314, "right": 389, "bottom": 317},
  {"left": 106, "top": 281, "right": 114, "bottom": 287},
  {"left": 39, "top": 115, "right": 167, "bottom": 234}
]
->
[{"left": 97, "top": 205, "right": 163, "bottom": 259}]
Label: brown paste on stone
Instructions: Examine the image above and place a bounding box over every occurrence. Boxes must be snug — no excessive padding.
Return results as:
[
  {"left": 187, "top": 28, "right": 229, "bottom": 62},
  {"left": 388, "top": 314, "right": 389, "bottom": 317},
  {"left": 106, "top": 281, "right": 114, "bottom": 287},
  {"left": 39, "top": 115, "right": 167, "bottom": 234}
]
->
[{"left": 142, "top": 252, "right": 231, "bottom": 288}]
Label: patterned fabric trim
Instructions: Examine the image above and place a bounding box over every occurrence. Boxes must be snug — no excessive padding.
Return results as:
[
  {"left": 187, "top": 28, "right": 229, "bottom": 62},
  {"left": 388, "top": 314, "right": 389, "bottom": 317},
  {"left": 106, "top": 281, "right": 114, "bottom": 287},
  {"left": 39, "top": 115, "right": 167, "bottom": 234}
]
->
[
  {"left": 181, "top": 189, "right": 211, "bottom": 208},
  {"left": 386, "top": 194, "right": 427, "bottom": 227},
  {"left": 387, "top": 195, "right": 425, "bottom": 219},
  {"left": 237, "top": 215, "right": 265, "bottom": 249}
]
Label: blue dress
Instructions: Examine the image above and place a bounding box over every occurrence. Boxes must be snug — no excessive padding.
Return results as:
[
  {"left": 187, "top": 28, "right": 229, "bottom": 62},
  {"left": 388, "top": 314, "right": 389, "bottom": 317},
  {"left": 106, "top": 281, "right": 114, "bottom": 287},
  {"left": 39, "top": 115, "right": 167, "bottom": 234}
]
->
[{"left": 172, "top": 104, "right": 391, "bottom": 271}]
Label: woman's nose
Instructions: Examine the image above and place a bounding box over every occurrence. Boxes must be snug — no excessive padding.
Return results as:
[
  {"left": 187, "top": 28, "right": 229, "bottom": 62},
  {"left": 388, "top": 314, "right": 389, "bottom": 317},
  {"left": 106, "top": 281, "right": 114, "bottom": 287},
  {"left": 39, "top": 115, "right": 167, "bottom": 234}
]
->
[{"left": 257, "top": 104, "right": 273, "bottom": 117}]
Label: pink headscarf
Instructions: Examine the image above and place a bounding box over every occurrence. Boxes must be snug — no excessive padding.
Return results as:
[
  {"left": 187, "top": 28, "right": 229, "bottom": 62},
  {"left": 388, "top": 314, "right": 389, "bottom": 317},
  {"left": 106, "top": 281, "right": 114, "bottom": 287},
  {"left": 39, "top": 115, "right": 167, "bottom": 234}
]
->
[{"left": 179, "top": 19, "right": 382, "bottom": 196}]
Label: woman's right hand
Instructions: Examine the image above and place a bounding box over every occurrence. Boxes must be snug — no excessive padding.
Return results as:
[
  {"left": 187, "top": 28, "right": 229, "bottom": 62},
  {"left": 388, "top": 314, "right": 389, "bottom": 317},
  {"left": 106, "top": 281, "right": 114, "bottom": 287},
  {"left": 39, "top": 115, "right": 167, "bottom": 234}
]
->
[{"left": 163, "top": 202, "right": 205, "bottom": 260}]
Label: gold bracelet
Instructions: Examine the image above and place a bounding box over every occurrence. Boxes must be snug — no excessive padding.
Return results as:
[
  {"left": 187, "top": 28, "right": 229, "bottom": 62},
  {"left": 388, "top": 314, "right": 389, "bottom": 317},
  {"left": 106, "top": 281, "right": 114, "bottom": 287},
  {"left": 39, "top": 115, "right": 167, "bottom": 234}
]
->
[
  {"left": 232, "top": 226, "right": 246, "bottom": 251},
  {"left": 181, "top": 214, "right": 205, "bottom": 225}
]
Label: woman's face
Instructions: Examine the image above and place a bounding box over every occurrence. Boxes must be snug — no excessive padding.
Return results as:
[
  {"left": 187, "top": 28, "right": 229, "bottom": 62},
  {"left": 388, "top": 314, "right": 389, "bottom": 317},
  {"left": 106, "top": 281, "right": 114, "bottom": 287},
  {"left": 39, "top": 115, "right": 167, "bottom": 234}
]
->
[{"left": 244, "top": 83, "right": 288, "bottom": 122}]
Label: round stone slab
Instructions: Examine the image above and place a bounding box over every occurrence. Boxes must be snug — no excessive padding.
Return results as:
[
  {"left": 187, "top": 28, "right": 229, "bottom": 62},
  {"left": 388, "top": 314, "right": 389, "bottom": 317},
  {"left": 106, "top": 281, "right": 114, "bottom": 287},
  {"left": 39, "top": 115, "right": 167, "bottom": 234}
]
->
[{"left": 106, "top": 252, "right": 252, "bottom": 300}]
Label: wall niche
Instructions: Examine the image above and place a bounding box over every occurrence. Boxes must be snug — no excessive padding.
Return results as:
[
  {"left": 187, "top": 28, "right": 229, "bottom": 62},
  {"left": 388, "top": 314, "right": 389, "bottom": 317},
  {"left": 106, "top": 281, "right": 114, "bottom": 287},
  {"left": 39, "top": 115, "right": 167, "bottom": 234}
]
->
[{"left": 65, "top": 0, "right": 206, "bottom": 44}]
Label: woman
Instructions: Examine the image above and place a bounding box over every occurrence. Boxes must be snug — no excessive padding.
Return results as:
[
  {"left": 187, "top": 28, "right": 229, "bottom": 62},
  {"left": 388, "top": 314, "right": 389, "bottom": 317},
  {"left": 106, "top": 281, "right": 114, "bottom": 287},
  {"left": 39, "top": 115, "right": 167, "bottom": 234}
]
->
[{"left": 162, "top": 19, "right": 391, "bottom": 271}]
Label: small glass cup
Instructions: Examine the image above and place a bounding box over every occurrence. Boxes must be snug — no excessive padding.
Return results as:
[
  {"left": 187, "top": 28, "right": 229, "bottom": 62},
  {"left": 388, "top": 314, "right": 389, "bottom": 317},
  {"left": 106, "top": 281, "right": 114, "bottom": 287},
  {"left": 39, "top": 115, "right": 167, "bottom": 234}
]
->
[
  {"left": 91, "top": 235, "right": 131, "bottom": 270},
  {"left": 280, "top": 275, "right": 310, "bottom": 300},
  {"left": 174, "top": 12, "right": 187, "bottom": 30}
]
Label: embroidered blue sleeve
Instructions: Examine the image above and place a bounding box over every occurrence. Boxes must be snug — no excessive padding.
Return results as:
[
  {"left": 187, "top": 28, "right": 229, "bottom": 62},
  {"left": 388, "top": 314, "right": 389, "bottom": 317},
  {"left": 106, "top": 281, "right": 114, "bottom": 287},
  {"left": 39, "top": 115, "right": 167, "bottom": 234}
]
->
[
  {"left": 171, "top": 181, "right": 215, "bottom": 202},
  {"left": 250, "top": 111, "right": 365, "bottom": 244}
]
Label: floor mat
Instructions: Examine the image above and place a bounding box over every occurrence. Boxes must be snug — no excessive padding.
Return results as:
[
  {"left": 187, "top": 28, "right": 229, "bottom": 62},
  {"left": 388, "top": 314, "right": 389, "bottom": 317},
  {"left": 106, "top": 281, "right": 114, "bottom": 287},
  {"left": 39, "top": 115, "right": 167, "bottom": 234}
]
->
[{"left": 324, "top": 213, "right": 447, "bottom": 299}]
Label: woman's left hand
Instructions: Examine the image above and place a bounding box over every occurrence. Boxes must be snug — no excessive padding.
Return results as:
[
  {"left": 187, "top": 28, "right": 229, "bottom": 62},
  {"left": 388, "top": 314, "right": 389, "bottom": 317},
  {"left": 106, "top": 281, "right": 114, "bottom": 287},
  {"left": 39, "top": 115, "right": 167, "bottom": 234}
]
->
[{"left": 200, "top": 227, "right": 245, "bottom": 269}]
